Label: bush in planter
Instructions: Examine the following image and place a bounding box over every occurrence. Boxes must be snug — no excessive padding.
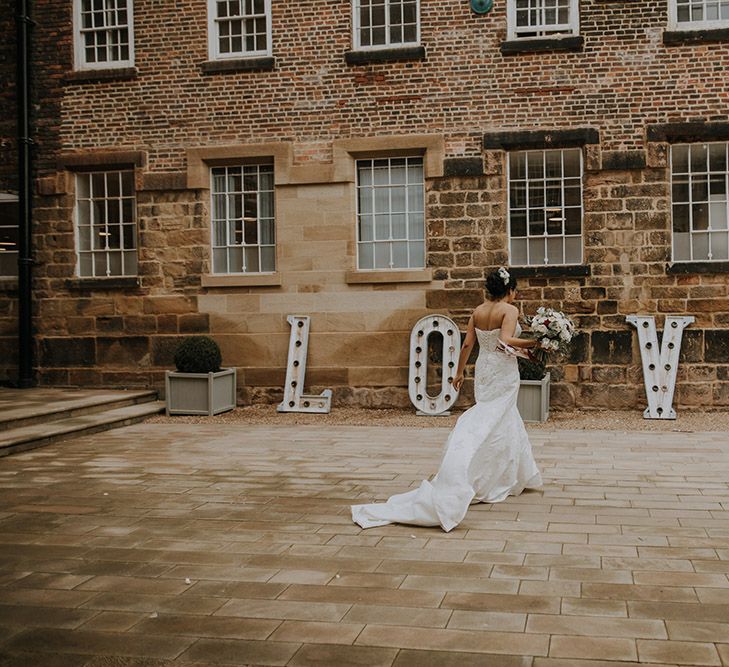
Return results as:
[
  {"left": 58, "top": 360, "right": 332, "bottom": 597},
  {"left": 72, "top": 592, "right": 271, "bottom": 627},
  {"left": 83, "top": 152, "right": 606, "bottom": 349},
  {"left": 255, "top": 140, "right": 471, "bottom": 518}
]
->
[
  {"left": 518, "top": 356, "right": 547, "bottom": 381},
  {"left": 517, "top": 356, "right": 550, "bottom": 422},
  {"left": 166, "top": 336, "right": 235, "bottom": 416},
  {"left": 173, "top": 336, "right": 222, "bottom": 374}
]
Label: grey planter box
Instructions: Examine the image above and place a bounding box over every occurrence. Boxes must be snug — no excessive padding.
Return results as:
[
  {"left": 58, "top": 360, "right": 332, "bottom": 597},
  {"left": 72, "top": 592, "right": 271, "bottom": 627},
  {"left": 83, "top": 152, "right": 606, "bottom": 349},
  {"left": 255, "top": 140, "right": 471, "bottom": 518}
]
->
[
  {"left": 517, "top": 371, "right": 550, "bottom": 423},
  {"left": 165, "top": 368, "right": 237, "bottom": 416}
]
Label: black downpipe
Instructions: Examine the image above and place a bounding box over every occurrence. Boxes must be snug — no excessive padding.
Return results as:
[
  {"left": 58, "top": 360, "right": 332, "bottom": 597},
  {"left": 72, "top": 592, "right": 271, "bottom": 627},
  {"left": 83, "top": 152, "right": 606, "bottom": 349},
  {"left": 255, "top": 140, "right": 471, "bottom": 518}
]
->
[{"left": 16, "top": 0, "right": 34, "bottom": 388}]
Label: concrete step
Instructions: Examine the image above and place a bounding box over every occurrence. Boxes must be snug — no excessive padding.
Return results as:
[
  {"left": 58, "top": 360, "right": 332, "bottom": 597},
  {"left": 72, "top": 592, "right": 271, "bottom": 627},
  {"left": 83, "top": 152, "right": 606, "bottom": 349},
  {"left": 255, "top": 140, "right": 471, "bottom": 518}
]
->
[
  {"left": 0, "top": 400, "right": 165, "bottom": 457},
  {"left": 0, "top": 389, "right": 159, "bottom": 432}
]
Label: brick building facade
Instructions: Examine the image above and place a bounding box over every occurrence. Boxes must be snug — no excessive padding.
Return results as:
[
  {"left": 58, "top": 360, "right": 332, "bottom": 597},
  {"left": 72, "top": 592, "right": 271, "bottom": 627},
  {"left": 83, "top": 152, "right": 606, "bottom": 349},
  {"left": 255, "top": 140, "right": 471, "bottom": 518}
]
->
[{"left": 1, "top": 0, "right": 728, "bottom": 409}]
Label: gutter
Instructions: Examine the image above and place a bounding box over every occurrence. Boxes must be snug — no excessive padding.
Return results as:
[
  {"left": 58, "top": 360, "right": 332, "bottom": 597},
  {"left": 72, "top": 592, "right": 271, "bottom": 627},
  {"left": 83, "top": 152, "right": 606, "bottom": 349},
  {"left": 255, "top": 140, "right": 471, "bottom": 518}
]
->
[{"left": 16, "top": 0, "right": 34, "bottom": 388}]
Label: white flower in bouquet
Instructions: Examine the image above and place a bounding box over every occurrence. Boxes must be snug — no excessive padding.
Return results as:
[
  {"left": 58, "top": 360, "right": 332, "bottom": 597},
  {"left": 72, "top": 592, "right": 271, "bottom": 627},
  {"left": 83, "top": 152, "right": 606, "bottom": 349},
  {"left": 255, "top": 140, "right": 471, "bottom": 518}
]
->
[{"left": 528, "top": 308, "right": 577, "bottom": 363}]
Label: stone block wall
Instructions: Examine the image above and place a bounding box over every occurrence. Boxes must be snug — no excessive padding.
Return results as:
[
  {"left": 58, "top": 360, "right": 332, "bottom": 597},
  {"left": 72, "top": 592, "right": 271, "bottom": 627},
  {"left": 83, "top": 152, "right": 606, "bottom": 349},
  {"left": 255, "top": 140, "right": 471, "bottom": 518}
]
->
[{"left": 0, "top": 0, "right": 728, "bottom": 408}]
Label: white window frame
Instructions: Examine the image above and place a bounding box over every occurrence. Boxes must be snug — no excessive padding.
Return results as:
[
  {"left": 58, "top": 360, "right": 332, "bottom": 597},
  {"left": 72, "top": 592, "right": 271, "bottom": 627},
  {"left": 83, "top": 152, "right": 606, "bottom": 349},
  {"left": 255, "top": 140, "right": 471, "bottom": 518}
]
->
[
  {"left": 74, "top": 170, "right": 138, "bottom": 278},
  {"left": 506, "top": 0, "right": 579, "bottom": 40},
  {"left": 0, "top": 193, "right": 19, "bottom": 278},
  {"left": 668, "top": 0, "right": 729, "bottom": 29},
  {"left": 207, "top": 0, "right": 273, "bottom": 61},
  {"left": 507, "top": 148, "right": 584, "bottom": 267},
  {"left": 73, "top": 0, "right": 135, "bottom": 71},
  {"left": 352, "top": 0, "right": 421, "bottom": 51},
  {"left": 210, "top": 164, "right": 276, "bottom": 275},
  {"left": 670, "top": 142, "right": 729, "bottom": 263},
  {"left": 355, "top": 156, "right": 426, "bottom": 271}
]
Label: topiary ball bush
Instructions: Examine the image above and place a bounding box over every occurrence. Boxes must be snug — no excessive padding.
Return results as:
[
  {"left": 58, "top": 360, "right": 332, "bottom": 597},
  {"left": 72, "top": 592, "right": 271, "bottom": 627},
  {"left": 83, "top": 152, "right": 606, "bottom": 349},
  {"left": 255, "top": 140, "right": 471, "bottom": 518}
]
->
[
  {"left": 518, "top": 356, "right": 547, "bottom": 381},
  {"left": 173, "top": 336, "right": 222, "bottom": 374}
]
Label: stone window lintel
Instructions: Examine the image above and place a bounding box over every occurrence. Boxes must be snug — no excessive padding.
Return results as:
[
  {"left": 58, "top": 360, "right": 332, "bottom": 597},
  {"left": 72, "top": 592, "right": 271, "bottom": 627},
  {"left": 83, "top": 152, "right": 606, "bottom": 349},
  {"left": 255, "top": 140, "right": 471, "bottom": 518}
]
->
[
  {"left": 344, "top": 46, "right": 426, "bottom": 65},
  {"left": 663, "top": 27, "right": 729, "bottom": 46},
  {"left": 200, "top": 57, "right": 275, "bottom": 74},
  {"left": 509, "top": 265, "right": 591, "bottom": 278},
  {"left": 500, "top": 35, "right": 584, "bottom": 55},
  {"left": 483, "top": 128, "right": 599, "bottom": 151}
]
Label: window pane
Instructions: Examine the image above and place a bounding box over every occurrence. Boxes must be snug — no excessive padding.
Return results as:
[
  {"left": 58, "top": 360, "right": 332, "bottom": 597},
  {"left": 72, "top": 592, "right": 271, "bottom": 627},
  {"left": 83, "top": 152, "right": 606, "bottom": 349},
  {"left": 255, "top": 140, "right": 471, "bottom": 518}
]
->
[
  {"left": 528, "top": 237, "right": 546, "bottom": 265},
  {"left": 692, "top": 232, "right": 710, "bottom": 260},
  {"left": 409, "top": 240, "right": 425, "bottom": 268},
  {"left": 674, "top": 232, "right": 691, "bottom": 261},
  {"left": 359, "top": 215, "right": 374, "bottom": 242},
  {"left": 392, "top": 241, "right": 408, "bottom": 268},
  {"left": 374, "top": 242, "right": 390, "bottom": 269},
  {"left": 711, "top": 232, "right": 729, "bottom": 260},
  {"left": 672, "top": 145, "right": 689, "bottom": 173},
  {"left": 359, "top": 242, "right": 374, "bottom": 269},
  {"left": 565, "top": 236, "right": 582, "bottom": 263},
  {"left": 408, "top": 212, "right": 424, "bottom": 240},
  {"left": 511, "top": 237, "right": 528, "bottom": 265}
]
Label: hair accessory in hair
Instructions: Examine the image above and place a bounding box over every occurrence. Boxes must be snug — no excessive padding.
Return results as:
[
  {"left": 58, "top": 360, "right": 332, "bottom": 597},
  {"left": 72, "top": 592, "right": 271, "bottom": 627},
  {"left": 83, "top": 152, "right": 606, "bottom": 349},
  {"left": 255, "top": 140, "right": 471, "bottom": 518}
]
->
[{"left": 497, "top": 267, "right": 510, "bottom": 286}]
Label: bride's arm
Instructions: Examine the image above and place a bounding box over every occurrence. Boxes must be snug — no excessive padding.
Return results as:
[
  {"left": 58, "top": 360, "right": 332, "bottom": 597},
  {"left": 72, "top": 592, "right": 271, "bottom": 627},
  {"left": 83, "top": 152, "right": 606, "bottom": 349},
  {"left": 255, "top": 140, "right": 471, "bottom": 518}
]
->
[
  {"left": 453, "top": 316, "right": 476, "bottom": 391},
  {"left": 500, "top": 308, "right": 537, "bottom": 349}
]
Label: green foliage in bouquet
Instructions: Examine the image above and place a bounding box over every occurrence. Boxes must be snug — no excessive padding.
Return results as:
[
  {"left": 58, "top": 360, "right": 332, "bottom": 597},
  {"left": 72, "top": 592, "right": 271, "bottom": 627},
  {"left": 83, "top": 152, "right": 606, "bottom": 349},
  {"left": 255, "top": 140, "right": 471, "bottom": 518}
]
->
[
  {"left": 173, "top": 335, "right": 222, "bottom": 374},
  {"left": 518, "top": 356, "right": 547, "bottom": 381}
]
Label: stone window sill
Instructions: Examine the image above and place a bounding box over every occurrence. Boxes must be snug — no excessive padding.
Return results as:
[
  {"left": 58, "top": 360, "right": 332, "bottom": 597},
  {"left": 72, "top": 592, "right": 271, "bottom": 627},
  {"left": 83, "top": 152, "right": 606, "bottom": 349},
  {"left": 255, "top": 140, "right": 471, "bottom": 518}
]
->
[
  {"left": 509, "top": 265, "right": 591, "bottom": 278},
  {"left": 500, "top": 35, "right": 584, "bottom": 55},
  {"left": 345, "top": 268, "right": 432, "bottom": 284},
  {"left": 663, "top": 27, "right": 729, "bottom": 45},
  {"left": 345, "top": 46, "right": 425, "bottom": 65},
  {"left": 667, "top": 261, "right": 729, "bottom": 274},
  {"left": 65, "top": 67, "right": 138, "bottom": 84},
  {"left": 201, "top": 273, "right": 281, "bottom": 287},
  {"left": 65, "top": 276, "right": 140, "bottom": 290},
  {"left": 200, "top": 57, "right": 275, "bottom": 74}
]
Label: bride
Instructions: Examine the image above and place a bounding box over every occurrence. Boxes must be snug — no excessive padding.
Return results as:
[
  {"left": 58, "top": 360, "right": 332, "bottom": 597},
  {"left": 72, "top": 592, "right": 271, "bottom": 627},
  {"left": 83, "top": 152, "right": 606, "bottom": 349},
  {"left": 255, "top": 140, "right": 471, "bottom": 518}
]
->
[{"left": 351, "top": 267, "right": 543, "bottom": 532}]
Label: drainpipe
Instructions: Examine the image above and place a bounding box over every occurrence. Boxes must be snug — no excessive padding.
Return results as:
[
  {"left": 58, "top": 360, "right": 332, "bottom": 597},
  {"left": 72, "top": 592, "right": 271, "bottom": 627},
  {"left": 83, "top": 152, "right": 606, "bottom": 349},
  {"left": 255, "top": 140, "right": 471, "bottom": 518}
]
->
[{"left": 16, "top": 0, "right": 34, "bottom": 388}]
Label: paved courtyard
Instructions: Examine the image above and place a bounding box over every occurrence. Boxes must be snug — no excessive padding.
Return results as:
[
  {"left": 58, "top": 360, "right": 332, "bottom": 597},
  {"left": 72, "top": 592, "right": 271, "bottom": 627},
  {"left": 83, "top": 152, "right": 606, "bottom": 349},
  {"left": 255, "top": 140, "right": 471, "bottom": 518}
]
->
[{"left": 0, "top": 421, "right": 728, "bottom": 666}]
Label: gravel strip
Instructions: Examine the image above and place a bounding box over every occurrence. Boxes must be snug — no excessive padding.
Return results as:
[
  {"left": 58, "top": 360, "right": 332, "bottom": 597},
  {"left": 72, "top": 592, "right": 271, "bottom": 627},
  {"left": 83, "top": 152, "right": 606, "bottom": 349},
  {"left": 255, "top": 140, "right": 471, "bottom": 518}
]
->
[{"left": 148, "top": 404, "right": 729, "bottom": 432}]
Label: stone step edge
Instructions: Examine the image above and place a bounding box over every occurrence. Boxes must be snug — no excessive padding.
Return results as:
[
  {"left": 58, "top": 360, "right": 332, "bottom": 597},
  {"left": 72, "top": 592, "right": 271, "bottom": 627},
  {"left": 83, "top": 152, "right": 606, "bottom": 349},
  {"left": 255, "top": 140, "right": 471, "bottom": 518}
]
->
[
  {"left": 0, "top": 401, "right": 166, "bottom": 457},
  {"left": 0, "top": 390, "right": 159, "bottom": 432}
]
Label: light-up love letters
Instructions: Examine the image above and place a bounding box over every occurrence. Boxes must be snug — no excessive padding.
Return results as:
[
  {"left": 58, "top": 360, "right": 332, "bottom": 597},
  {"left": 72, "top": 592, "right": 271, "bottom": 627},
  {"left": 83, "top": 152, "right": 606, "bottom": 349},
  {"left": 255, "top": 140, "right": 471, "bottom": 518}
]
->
[
  {"left": 277, "top": 315, "right": 332, "bottom": 414},
  {"left": 408, "top": 315, "right": 462, "bottom": 416},
  {"left": 626, "top": 315, "right": 694, "bottom": 419}
]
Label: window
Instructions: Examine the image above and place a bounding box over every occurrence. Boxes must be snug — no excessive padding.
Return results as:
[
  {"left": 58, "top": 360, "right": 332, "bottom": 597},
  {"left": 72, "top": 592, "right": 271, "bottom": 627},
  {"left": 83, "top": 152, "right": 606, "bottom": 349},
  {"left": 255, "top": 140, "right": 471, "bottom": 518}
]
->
[
  {"left": 73, "top": 0, "right": 134, "bottom": 70},
  {"left": 670, "top": 0, "right": 729, "bottom": 28},
  {"left": 507, "top": 0, "right": 579, "bottom": 39},
  {"left": 671, "top": 143, "right": 729, "bottom": 262},
  {"left": 211, "top": 165, "right": 275, "bottom": 274},
  {"left": 75, "top": 171, "right": 137, "bottom": 277},
  {"left": 353, "top": 0, "right": 420, "bottom": 50},
  {"left": 508, "top": 149, "right": 583, "bottom": 266},
  {"left": 0, "top": 195, "right": 18, "bottom": 277},
  {"left": 208, "top": 0, "right": 272, "bottom": 59},
  {"left": 356, "top": 157, "right": 425, "bottom": 270}
]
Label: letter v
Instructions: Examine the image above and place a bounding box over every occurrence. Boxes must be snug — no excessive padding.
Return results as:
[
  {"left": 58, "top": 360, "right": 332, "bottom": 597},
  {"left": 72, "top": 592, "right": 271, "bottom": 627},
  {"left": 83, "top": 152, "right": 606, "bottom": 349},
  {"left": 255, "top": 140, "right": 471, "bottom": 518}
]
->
[{"left": 626, "top": 315, "right": 694, "bottom": 419}]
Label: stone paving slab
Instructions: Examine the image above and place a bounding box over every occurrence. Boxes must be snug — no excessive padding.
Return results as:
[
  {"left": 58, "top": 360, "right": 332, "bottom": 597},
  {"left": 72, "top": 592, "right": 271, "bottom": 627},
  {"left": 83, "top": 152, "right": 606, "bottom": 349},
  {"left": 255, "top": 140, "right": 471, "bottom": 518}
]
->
[{"left": 0, "top": 422, "right": 728, "bottom": 665}]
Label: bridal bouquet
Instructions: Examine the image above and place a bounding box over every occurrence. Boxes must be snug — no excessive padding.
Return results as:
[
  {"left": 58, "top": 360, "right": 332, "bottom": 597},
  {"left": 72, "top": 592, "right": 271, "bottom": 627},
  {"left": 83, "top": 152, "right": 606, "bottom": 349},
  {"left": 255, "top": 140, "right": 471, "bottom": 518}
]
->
[{"left": 528, "top": 307, "right": 576, "bottom": 363}]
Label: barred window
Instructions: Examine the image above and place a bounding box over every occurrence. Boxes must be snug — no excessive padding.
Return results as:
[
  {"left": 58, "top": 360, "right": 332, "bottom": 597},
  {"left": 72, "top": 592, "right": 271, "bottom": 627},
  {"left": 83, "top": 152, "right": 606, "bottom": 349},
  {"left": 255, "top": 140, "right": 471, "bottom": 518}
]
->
[
  {"left": 356, "top": 157, "right": 425, "bottom": 270},
  {"left": 353, "top": 0, "right": 419, "bottom": 49},
  {"left": 211, "top": 165, "right": 275, "bottom": 274},
  {"left": 671, "top": 143, "right": 729, "bottom": 262},
  {"left": 0, "top": 196, "right": 18, "bottom": 277},
  {"left": 209, "top": 0, "right": 271, "bottom": 59},
  {"left": 75, "top": 171, "right": 137, "bottom": 277},
  {"left": 507, "top": 0, "right": 579, "bottom": 39},
  {"left": 74, "top": 0, "right": 133, "bottom": 69},
  {"left": 508, "top": 149, "right": 583, "bottom": 266},
  {"left": 671, "top": 0, "right": 729, "bottom": 27}
]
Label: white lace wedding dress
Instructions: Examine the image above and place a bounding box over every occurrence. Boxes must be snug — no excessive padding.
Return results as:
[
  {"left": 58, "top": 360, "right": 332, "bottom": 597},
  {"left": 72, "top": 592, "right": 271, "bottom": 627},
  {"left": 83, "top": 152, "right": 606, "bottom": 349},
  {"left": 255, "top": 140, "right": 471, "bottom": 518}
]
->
[{"left": 351, "top": 326, "right": 542, "bottom": 532}]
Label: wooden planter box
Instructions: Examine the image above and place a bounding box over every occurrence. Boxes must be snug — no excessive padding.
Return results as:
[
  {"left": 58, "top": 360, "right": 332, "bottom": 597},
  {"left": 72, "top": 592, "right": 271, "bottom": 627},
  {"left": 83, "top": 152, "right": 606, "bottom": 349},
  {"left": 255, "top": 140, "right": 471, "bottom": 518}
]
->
[
  {"left": 517, "top": 372, "right": 550, "bottom": 423},
  {"left": 165, "top": 368, "right": 237, "bottom": 416}
]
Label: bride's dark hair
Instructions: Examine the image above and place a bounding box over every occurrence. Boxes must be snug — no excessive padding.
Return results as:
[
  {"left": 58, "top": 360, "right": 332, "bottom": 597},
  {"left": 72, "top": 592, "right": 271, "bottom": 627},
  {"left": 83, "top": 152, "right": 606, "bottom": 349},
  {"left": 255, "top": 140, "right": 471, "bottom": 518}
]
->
[{"left": 485, "top": 268, "right": 517, "bottom": 300}]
